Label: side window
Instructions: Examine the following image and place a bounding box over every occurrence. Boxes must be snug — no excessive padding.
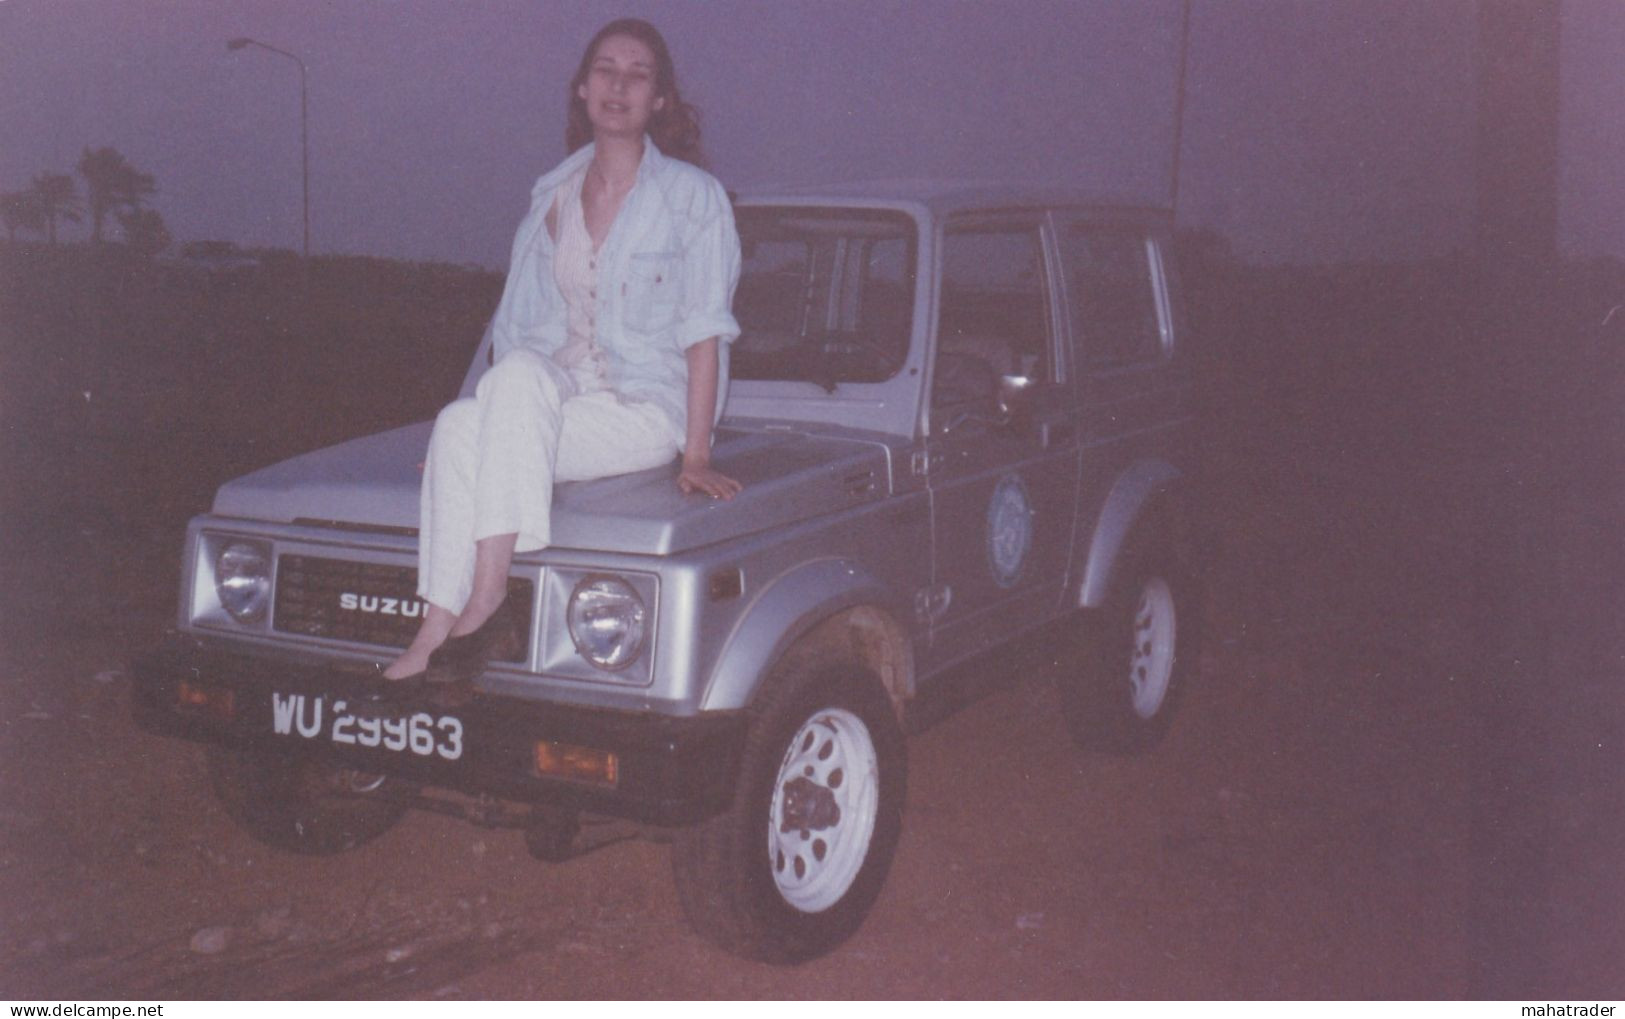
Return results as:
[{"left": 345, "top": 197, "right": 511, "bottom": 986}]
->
[
  {"left": 1062, "top": 226, "right": 1165, "bottom": 370},
  {"left": 934, "top": 228, "right": 1050, "bottom": 409}
]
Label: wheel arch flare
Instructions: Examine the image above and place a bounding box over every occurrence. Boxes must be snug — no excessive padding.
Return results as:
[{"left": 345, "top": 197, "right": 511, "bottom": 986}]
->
[
  {"left": 701, "top": 558, "right": 915, "bottom": 715},
  {"left": 1078, "top": 458, "right": 1185, "bottom": 610}
]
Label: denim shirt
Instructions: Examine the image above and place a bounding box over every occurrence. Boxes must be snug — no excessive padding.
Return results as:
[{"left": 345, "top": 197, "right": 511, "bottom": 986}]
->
[{"left": 488, "top": 140, "right": 742, "bottom": 445}]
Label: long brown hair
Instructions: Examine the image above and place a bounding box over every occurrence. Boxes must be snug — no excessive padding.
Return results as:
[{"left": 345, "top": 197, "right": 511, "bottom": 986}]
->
[{"left": 566, "top": 19, "right": 705, "bottom": 167}]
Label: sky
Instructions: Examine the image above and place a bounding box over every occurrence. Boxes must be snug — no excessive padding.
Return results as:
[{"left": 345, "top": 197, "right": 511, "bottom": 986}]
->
[{"left": 0, "top": 0, "right": 1619, "bottom": 267}]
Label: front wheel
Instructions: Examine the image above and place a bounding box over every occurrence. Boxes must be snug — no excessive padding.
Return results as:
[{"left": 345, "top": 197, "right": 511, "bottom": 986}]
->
[
  {"left": 671, "top": 663, "right": 905, "bottom": 964},
  {"left": 1062, "top": 540, "right": 1201, "bottom": 754}
]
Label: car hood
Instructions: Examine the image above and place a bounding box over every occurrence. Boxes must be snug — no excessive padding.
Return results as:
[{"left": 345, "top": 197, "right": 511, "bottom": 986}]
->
[{"left": 211, "top": 423, "right": 895, "bottom": 556}]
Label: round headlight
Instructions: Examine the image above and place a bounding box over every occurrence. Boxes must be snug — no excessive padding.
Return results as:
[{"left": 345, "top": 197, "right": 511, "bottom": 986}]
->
[
  {"left": 567, "top": 575, "right": 647, "bottom": 671},
  {"left": 216, "top": 540, "right": 271, "bottom": 623}
]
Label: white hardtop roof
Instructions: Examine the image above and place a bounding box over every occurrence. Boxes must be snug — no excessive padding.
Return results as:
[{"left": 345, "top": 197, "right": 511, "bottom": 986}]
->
[{"left": 735, "top": 178, "right": 1172, "bottom": 223}]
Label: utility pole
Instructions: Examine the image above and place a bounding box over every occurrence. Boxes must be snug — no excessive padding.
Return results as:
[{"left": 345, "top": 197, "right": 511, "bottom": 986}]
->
[
  {"left": 1168, "top": 0, "right": 1193, "bottom": 216},
  {"left": 227, "top": 37, "right": 310, "bottom": 259}
]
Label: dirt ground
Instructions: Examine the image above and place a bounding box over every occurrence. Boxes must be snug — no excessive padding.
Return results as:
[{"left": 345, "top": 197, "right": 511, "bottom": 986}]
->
[{"left": 1, "top": 264, "right": 1621, "bottom": 998}]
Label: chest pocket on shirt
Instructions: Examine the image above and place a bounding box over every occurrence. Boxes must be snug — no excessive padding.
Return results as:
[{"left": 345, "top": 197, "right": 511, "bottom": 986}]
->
[{"left": 623, "top": 250, "right": 681, "bottom": 333}]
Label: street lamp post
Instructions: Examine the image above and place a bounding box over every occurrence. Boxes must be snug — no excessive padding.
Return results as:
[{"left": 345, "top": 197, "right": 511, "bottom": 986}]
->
[
  {"left": 227, "top": 37, "right": 308, "bottom": 259},
  {"left": 1168, "top": 0, "right": 1192, "bottom": 215}
]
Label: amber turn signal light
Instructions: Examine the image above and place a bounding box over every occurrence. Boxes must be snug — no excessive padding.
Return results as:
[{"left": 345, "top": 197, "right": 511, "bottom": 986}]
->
[{"left": 534, "top": 741, "right": 619, "bottom": 786}]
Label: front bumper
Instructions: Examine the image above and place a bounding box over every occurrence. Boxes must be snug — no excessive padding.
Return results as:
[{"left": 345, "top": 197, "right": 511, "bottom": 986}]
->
[{"left": 132, "top": 634, "right": 746, "bottom": 826}]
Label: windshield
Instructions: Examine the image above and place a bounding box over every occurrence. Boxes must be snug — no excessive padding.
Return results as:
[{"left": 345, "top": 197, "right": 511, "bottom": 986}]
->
[{"left": 731, "top": 207, "right": 916, "bottom": 389}]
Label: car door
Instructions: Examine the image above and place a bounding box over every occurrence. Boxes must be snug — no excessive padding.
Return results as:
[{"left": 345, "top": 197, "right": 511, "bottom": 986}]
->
[
  {"left": 922, "top": 215, "right": 1081, "bottom": 667},
  {"left": 1056, "top": 216, "right": 1196, "bottom": 588}
]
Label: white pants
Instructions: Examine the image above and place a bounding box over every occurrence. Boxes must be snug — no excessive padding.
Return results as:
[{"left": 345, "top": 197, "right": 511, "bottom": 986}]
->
[{"left": 417, "top": 348, "right": 678, "bottom": 612}]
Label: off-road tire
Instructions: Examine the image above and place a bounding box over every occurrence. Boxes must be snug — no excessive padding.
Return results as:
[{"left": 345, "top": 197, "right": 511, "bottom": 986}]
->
[
  {"left": 1063, "top": 532, "right": 1201, "bottom": 755},
  {"left": 671, "top": 661, "right": 905, "bottom": 964}
]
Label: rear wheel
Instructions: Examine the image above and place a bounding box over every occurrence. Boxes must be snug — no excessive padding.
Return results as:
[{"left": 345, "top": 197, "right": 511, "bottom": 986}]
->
[
  {"left": 671, "top": 662, "right": 905, "bottom": 964},
  {"left": 1063, "top": 537, "right": 1201, "bottom": 754},
  {"left": 206, "top": 746, "right": 408, "bottom": 855}
]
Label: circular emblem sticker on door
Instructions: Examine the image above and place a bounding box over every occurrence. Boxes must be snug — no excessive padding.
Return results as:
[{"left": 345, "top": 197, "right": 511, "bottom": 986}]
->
[{"left": 986, "top": 474, "right": 1034, "bottom": 588}]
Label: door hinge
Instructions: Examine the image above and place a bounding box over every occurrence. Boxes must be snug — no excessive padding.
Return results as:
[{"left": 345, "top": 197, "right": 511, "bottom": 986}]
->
[{"left": 910, "top": 449, "right": 942, "bottom": 478}]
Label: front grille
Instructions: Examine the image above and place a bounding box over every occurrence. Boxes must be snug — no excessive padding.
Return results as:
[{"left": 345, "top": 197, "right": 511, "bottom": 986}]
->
[{"left": 274, "top": 554, "right": 531, "bottom": 660}]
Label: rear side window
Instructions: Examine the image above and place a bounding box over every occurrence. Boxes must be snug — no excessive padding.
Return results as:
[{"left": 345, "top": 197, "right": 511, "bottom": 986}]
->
[{"left": 1062, "top": 226, "right": 1165, "bottom": 370}]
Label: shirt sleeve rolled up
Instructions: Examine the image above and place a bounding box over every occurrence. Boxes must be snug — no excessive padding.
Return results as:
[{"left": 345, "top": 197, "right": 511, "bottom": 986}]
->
[{"left": 672, "top": 186, "right": 742, "bottom": 353}]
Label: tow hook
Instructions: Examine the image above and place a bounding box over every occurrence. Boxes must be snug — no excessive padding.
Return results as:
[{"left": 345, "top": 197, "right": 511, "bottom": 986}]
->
[
  {"left": 523, "top": 804, "right": 638, "bottom": 863},
  {"left": 523, "top": 805, "right": 581, "bottom": 862}
]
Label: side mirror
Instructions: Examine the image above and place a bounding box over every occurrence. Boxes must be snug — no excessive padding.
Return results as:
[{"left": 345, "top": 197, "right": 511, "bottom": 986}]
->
[{"left": 997, "top": 374, "right": 1033, "bottom": 417}]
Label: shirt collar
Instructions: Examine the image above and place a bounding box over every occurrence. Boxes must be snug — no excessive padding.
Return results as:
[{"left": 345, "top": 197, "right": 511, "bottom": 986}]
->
[
  {"left": 636, "top": 135, "right": 666, "bottom": 181},
  {"left": 532, "top": 135, "right": 665, "bottom": 201}
]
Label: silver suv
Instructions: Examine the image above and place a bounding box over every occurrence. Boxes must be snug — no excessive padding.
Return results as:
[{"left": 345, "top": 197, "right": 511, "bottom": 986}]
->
[{"left": 135, "top": 182, "right": 1202, "bottom": 963}]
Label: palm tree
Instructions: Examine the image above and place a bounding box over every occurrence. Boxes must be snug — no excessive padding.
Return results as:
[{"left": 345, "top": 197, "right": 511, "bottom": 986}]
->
[
  {"left": 1, "top": 190, "right": 46, "bottom": 243},
  {"left": 29, "top": 172, "right": 82, "bottom": 245},
  {"left": 77, "top": 147, "right": 156, "bottom": 244}
]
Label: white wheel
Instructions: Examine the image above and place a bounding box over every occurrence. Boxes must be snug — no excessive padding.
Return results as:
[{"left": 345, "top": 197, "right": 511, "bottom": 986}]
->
[
  {"left": 768, "top": 708, "right": 880, "bottom": 912},
  {"left": 671, "top": 662, "right": 905, "bottom": 963},
  {"left": 1128, "top": 576, "right": 1178, "bottom": 719},
  {"left": 1062, "top": 536, "right": 1200, "bottom": 754}
]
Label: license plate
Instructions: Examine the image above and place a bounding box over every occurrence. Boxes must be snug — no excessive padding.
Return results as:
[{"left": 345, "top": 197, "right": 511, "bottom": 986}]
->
[{"left": 270, "top": 691, "right": 464, "bottom": 761}]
